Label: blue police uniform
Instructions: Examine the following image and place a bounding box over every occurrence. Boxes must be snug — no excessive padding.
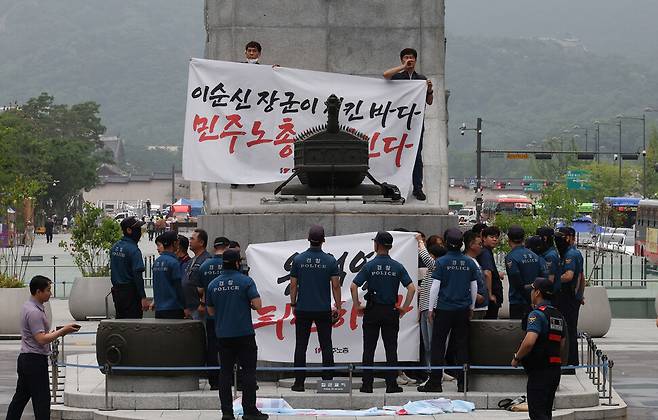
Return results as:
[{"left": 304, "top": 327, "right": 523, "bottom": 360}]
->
[
  {"left": 110, "top": 236, "right": 146, "bottom": 319},
  {"left": 542, "top": 247, "right": 562, "bottom": 294},
  {"left": 505, "top": 246, "right": 547, "bottom": 320},
  {"left": 522, "top": 301, "right": 565, "bottom": 418},
  {"left": 152, "top": 251, "right": 184, "bottom": 318},
  {"left": 424, "top": 251, "right": 479, "bottom": 391},
  {"left": 477, "top": 245, "right": 503, "bottom": 319},
  {"left": 556, "top": 245, "right": 584, "bottom": 368},
  {"left": 353, "top": 255, "right": 412, "bottom": 390},
  {"left": 290, "top": 247, "right": 340, "bottom": 386},
  {"left": 207, "top": 269, "right": 260, "bottom": 416},
  {"left": 196, "top": 253, "right": 223, "bottom": 389}
]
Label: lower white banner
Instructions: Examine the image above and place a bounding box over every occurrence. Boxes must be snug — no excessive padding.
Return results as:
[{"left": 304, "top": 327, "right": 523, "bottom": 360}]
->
[{"left": 245, "top": 231, "right": 419, "bottom": 363}]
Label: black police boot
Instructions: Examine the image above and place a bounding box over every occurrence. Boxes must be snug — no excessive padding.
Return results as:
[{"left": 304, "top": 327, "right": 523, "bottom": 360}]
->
[
  {"left": 291, "top": 381, "right": 305, "bottom": 392},
  {"left": 242, "top": 410, "right": 268, "bottom": 420},
  {"left": 386, "top": 384, "right": 404, "bottom": 393},
  {"left": 413, "top": 189, "right": 427, "bottom": 201},
  {"left": 222, "top": 413, "right": 235, "bottom": 420},
  {"left": 417, "top": 381, "right": 443, "bottom": 393},
  {"left": 359, "top": 382, "right": 373, "bottom": 393}
]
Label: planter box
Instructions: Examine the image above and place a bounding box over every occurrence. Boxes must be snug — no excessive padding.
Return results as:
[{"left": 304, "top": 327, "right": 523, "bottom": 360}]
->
[
  {"left": 0, "top": 288, "right": 53, "bottom": 335},
  {"left": 578, "top": 286, "right": 612, "bottom": 338},
  {"left": 68, "top": 277, "right": 115, "bottom": 321}
]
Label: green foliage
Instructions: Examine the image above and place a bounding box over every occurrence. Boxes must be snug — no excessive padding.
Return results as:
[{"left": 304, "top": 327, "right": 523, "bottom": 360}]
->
[
  {"left": 59, "top": 202, "right": 122, "bottom": 277},
  {"left": 0, "top": 94, "right": 110, "bottom": 217},
  {"left": 536, "top": 183, "right": 580, "bottom": 223},
  {"left": 0, "top": 274, "right": 25, "bottom": 288},
  {"left": 493, "top": 213, "right": 547, "bottom": 254},
  {"left": 573, "top": 163, "right": 638, "bottom": 202},
  {"left": 642, "top": 126, "right": 658, "bottom": 197}
]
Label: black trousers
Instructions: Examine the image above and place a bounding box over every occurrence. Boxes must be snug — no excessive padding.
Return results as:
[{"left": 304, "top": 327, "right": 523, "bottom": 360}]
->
[
  {"left": 428, "top": 308, "right": 470, "bottom": 387},
  {"left": 293, "top": 310, "right": 334, "bottom": 383},
  {"left": 527, "top": 366, "right": 561, "bottom": 420},
  {"left": 361, "top": 304, "right": 399, "bottom": 388},
  {"left": 111, "top": 284, "right": 143, "bottom": 319},
  {"left": 155, "top": 309, "right": 184, "bottom": 319},
  {"left": 45, "top": 231, "right": 53, "bottom": 243},
  {"left": 484, "top": 299, "right": 500, "bottom": 319},
  {"left": 218, "top": 335, "right": 258, "bottom": 416},
  {"left": 206, "top": 318, "right": 219, "bottom": 387},
  {"left": 557, "top": 292, "right": 580, "bottom": 367},
  {"left": 412, "top": 135, "right": 424, "bottom": 191},
  {"left": 6, "top": 353, "right": 50, "bottom": 420}
]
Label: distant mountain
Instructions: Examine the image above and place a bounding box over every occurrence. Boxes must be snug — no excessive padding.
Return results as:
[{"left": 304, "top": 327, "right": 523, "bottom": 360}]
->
[{"left": 0, "top": 1, "right": 655, "bottom": 178}]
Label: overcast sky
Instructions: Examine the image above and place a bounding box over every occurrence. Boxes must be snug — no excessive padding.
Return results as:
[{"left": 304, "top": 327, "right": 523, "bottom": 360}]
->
[{"left": 446, "top": 0, "right": 658, "bottom": 62}]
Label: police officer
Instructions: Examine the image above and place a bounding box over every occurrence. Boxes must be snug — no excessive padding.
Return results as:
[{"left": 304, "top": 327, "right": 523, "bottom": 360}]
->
[
  {"left": 418, "top": 228, "right": 478, "bottom": 393},
  {"left": 536, "top": 227, "right": 562, "bottom": 295},
  {"left": 206, "top": 250, "right": 268, "bottom": 420},
  {"left": 152, "top": 232, "right": 184, "bottom": 319},
  {"left": 197, "top": 236, "right": 230, "bottom": 390},
  {"left": 478, "top": 226, "right": 504, "bottom": 319},
  {"left": 511, "top": 278, "right": 566, "bottom": 420},
  {"left": 290, "top": 225, "right": 341, "bottom": 392},
  {"left": 110, "top": 216, "right": 148, "bottom": 319},
  {"left": 505, "top": 226, "right": 546, "bottom": 322},
  {"left": 350, "top": 231, "right": 416, "bottom": 394},
  {"left": 555, "top": 226, "right": 584, "bottom": 371}
]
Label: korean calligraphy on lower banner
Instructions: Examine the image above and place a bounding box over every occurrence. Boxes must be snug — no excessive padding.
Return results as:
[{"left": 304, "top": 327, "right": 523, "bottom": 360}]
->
[
  {"left": 182, "top": 58, "right": 428, "bottom": 197},
  {"left": 245, "top": 231, "right": 419, "bottom": 363}
]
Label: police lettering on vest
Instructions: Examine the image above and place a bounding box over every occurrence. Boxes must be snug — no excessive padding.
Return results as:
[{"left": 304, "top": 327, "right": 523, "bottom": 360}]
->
[
  {"left": 505, "top": 246, "right": 547, "bottom": 305},
  {"left": 290, "top": 248, "right": 339, "bottom": 312},
  {"left": 152, "top": 251, "right": 184, "bottom": 311},
  {"left": 353, "top": 255, "right": 412, "bottom": 305},
  {"left": 433, "top": 251, "right": 479, "bottom": 310},
  {"left": 206, "top": 269, "right": 260, "bottom": 338}
]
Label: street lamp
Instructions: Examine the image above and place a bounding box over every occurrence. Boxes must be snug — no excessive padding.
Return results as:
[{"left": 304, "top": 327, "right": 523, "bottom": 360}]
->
[
  {"left": 571, "top": 125, "right": 589, "bottom": 151},
  {"left": 617, "top": 114, "right": 646, "bottom": 197},
  {"left": 460, "top": 118, "right": 483, "bottom": 221}
]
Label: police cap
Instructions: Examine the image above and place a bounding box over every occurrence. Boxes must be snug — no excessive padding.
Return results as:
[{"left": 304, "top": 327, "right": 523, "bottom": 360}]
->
[
  {"left": 507, "top": 225, "right": 525, "bottom": 242},
  {"left": 213, "top": 236, "right": 230, "bottom": 248},
  {"left": 444, "top": 228, "right": 463, "bottom": 249},
  {"left": 557, "top": 226, "right": 576, "bottom": 237},
  {"left": 536, "top": 226, "right": 555, "bottom": 238},
  {"left": 120, "top": 216, "right": 145, "bottom": 231},
  {"left": 373, "top": 231, "right": 393, "bottom": 246},
  {"left": 156, "top": 231, "right": 177, "bottom": 247},
  {"left": 532, "top": 277, "right": 554, "bottom": 297},
  {"left": 222, "top": 249, "right": 241, "bottom": 263}
]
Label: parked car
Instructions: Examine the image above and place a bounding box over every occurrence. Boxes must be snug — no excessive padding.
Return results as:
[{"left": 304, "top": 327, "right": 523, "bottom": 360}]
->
[{"left": 458, "top": 207, "right": 477, "bottom": 225}]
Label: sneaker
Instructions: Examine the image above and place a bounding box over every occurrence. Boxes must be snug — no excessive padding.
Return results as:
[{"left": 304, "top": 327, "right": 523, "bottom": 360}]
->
[
  {"left": 243, "top": 411, "right": 268, "bottom": 420},
  {"left": 443, "top": 373, "right": 456, "bottom": 382},
  {"left": 413, "top": 189, "right": 427, "bottom": 201},
  {"left": 222, "top": 413, "right": 235, "bottom": 420},
  {"left": 399, "top": 372, "right": 414, "bottom": 385},
  {"left": 386, "top": 385, "right": 404, "bottom": 393},
  {"left": 359, "top": 385, "right": 373, "bottom": 393},
  {"left": 291, "top": 382, "right": 305, "bottom": 392},
  {"left": 417, "top": 383, "right": 443, "bottom": 393},
  {"left": 396, "top": 375, "right": 409, "bottom": 385}
]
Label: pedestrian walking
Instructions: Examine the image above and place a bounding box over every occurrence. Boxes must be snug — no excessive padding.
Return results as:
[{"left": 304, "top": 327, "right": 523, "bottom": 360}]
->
[{"left": 6, "top": 276, "right": 79, "bottom": 420}]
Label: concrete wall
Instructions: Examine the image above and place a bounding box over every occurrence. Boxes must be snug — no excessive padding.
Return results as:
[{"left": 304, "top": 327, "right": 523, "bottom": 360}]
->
[
  {"left": 84, "top": 178, "right": 189, "bottom": 207},
  {"left": 204, "top": 0, "right": 448, "bottom": 209}
]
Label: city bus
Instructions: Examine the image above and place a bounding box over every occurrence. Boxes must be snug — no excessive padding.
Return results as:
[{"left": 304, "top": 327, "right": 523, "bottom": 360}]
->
[
  {"left": 635, "top": 199, "right": 658, "bottom": 263},
  {"left": 602, "top": 197, "right": 640, "bottom": 228},
  {"left": 482, "top": 195, "right": 535, "bottom": 221}
]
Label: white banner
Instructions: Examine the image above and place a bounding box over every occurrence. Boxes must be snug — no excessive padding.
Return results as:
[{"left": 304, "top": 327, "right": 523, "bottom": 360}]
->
[
  {"left": 246, "top": 231, "right": 419, "bottom": 363},
  {"left": 182, "top": 58, "right": 428, "bottom": 197}
]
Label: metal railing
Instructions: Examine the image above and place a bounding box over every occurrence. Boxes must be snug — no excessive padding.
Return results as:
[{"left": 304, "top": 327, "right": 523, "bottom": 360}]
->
[{"left": 51, "top": 331, "right": 617, "bottom": 410}]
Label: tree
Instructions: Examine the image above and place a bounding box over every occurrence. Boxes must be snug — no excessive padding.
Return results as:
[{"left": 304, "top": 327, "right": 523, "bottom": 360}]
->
[
  {"left": 0, "top": 93, "right": 111, "bottom": 218},
  {"left": 536, "top": 183, "right": 580, "bottom": 223},
  {"left": 642, "top": 126, "right": 658, "bottom": 197},
  {"left": 577, "top": 163, "right": 638, "bottom": 202}
]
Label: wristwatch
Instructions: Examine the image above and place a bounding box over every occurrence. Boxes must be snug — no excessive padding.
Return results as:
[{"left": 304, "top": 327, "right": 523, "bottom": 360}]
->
[{"left": 513, "top": 353, "right": 521, "bottom": 362}]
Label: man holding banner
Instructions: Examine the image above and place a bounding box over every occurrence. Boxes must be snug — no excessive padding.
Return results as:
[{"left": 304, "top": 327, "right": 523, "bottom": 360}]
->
[
  {"left": 351, "top": 231, "right": 416, "bottom": 394},
  {"left": 289, "top": 225, "right": 342, "bottom": 392}
]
